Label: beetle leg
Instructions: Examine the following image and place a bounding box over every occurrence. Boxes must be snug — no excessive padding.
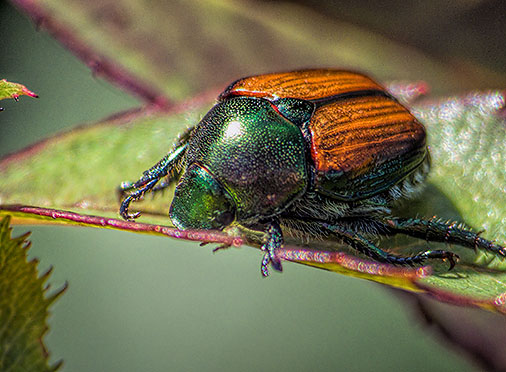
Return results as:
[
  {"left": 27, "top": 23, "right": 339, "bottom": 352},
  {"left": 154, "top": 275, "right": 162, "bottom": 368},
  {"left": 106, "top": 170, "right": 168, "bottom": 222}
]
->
[
  {"left": 260, "top": 219, "right": 284, "bottom": 277},
  {"left": 119, "top": 143, "right": 188, "bottom": 220},
  {"left": 383, "top": 217, "right": 506, "bottom": 259},
  {"left": 320, "top": 222, "right": 459, "bottom": 269},
  {"left": 119, "top": 174, "right": 178, "bottom": 205},
  {"left": 150, "top": 178, "right": 175, "bottom": 194}
]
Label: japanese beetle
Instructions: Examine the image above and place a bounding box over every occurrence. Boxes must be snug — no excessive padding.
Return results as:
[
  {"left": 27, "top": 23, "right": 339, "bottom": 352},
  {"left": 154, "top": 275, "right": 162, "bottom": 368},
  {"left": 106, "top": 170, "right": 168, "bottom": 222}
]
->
[{"left": 119, "top": 69, "right": 506, "bottom": 276}]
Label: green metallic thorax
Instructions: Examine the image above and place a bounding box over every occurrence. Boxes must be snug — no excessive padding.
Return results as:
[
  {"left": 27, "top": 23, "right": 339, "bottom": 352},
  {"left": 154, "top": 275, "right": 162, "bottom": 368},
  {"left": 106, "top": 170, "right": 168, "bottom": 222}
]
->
[{"left": 184, "top": 97, "right": 308, "bottom": 223}]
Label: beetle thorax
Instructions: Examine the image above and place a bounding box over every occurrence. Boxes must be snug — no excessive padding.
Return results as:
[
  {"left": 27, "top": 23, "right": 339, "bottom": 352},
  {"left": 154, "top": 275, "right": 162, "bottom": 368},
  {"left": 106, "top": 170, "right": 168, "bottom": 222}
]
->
[{"left": 184, "top": 97, "right": 308, "bottom": 223}]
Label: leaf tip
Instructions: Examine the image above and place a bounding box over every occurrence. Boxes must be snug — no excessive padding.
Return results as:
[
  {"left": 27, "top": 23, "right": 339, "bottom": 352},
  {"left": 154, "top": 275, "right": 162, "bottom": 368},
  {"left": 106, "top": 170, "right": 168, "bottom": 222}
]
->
[{"left": 0, "top": 79, "right": 39, "bottom": 101}]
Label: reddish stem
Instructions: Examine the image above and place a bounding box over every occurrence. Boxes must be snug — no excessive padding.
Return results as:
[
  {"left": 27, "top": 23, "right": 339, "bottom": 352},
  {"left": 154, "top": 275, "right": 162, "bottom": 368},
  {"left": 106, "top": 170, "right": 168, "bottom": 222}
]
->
[{"left": 11, "top": 0, "right": 172, "bottom": 109}]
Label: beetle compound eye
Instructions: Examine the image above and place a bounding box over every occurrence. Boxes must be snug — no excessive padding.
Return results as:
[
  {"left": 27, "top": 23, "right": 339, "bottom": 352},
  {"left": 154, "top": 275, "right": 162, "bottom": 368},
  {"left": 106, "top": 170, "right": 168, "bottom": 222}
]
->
[
  {"left": 214, "top": 210, "right": 235, "bottom": 227},
  {"left": 169, "top": 163, "right": 236, "bottom": 230}
]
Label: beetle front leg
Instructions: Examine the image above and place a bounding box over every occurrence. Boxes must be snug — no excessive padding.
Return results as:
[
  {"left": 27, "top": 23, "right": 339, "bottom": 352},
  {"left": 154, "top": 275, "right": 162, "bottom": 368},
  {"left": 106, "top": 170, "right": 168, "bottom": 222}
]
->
[
  {"left": 320, "top": 223, "right": 459, "bottom": 269},
  {"left": 119, "top": 143, "right": 188, "bottom": 220},
  {"left": 260, "top": 219, "right": 284, "bottom": 277},
  {"left": 119, "top": 175, "right": 176, "bottom": 204}
]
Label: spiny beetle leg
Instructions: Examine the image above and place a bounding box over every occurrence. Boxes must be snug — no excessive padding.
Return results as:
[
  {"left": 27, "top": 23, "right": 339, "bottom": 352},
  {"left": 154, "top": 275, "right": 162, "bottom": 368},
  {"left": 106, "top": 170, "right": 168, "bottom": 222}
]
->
[
  {"left": 118, "top": 143, "right": 188, "bottom": 221},
  {"left": 321, "top": 222, "right": 459, "bottom": 270},
  {"left": 417, "top": 250, "right": 459, "bottom": 270},
  {"left": 260, "top": 219, "right": 283, "bottom": 277},
  {"left": 119, "top": 179, "right": 159, "bottom": 220},
  {"left": 384, "top": 217, "right": 506, "bottom": 258},
  {"left": 151, "top": 178, "right": 174, "bottom": 195}
]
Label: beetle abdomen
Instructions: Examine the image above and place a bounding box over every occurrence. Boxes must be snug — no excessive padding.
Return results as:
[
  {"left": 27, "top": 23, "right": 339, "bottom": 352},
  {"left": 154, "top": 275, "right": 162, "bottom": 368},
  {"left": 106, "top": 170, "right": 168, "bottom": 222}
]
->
[{"left": 309, "top": 94, "right": 427, "bottom": 200}]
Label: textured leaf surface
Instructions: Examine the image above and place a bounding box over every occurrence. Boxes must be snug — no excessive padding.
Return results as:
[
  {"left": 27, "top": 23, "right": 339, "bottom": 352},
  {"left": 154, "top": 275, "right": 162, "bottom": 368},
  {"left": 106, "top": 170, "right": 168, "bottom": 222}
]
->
[
  {"left": 11, "top": 0, "right": 506, "bottom": 105},
  {"left": 0, "top": 79, "right": 38, "bottom": 101},
  {"left": 409, "top": 92, "right": 506, "bottom": 311},
  {"left": 0, "top": 216, "right": 65, "bottom": 371},
  {"left": 416, "top": 92, "right": 506, "bottom": 246},
  {"left": 0, "top": 89, "right": 505, "bottom": 311},
  {"left": 0, "top": 105, "right": 203, "bottom": 218}
]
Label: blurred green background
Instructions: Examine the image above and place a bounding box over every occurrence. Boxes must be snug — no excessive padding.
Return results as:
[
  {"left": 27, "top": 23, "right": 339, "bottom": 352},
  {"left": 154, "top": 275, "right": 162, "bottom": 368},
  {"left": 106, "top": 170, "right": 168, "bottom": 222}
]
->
[{"left": 3, "top": 0, "right": 504, "bottom": 370}]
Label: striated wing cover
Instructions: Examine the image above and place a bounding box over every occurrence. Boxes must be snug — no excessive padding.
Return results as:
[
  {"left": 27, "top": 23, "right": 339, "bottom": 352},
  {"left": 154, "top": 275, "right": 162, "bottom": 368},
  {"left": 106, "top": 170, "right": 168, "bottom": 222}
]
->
[
  {"left": 219, "top": 69, "right": 383, "bottom": 101},
  {"left": 308, "top": 95, "right": 427, "bottom": 200}
]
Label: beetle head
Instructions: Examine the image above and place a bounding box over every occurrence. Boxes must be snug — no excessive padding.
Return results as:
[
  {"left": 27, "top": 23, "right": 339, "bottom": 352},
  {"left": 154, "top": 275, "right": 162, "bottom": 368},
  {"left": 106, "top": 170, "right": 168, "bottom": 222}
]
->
[{"left": 170, "top": 163, "right": 236, "bottom": 230}]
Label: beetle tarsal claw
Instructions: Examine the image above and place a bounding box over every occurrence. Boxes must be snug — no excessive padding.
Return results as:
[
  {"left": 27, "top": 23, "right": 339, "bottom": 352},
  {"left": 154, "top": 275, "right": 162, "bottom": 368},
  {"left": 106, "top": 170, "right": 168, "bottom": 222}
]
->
[
  {"left": 426, "top": 250, "right": 459, "bottom": 270},
  {"left": 445, "top": 252, "right": 459, "bottom": 271},
  {"left": 119, "top": 195, "right": 142, "bottom": 221},
  {"left": 121, "top": 211, "right": 141, "bottom": 221},
  {"left": 128, "top": 211, "right": 142, "bottom": 220},
  {"left": 271, "top": 256, "right": 283, "bottom": 272}
]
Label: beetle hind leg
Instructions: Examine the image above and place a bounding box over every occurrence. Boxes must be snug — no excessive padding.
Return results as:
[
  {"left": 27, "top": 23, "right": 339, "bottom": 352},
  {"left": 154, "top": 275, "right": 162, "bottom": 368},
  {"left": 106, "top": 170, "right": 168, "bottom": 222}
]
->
[
  {"left": 320, "top": 222, "right": 459, "bottom": 269},
  {"left": 384, "top": 217, "right": 506, "bottom": 259}
]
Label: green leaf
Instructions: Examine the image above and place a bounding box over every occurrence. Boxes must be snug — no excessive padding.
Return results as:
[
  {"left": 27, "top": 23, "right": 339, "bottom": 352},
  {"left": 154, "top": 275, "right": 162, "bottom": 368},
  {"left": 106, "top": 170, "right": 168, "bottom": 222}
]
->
[
  {"left": 415, "top": 92, "right": 506, "bottom": 246},
  {"left": 0, "top": 79, "right": 38, "bottom": 101},
  {"left": 0, "top": 216, "right": 66, "bottom": 371},
  {"left": 12, "top": 0, "right": 506, "bottom": 104},
  {"left": 0, "top": 89, "right": 505, "bottom": 311},
  {"left": 0, "top": 105, "right": 205, "bottom": 223},
  {"left": 407, "top": 92, "right": 506, "bottom": 310}
]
